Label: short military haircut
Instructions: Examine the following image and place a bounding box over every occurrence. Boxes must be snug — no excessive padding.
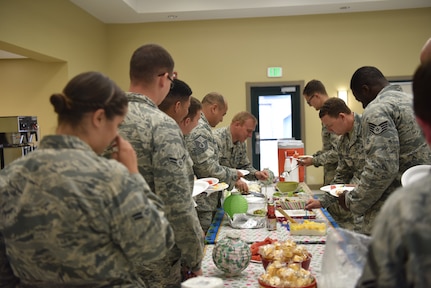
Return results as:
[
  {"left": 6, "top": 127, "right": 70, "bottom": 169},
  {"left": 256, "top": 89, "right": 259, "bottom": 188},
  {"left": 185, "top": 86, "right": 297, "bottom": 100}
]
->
[
  {"left": 129, "top": 43, "right": 174, "bottom": 85},
  {"left": 413, "top": 60, "right": 431, "bottom": 125},
  {"left": 319, "top": 97, "right": 352, "bottom": 119},
  {"left": 158, "top": 79, "right": 192, "bottom": 112},
  {"left": 231, "top": 111, "right": 257, "bottom": 125},
  {"left": 303, "top": 79, "right": 328, "bottom": 96},
  {"left": 185, "top": 97, "right": 202, "bottom": 120},
  {"left": 350, "top": 66, "right": 386, "bottom": 93},
  {"left": 201, "top": 92, "right": 226, "bottom": 109}
]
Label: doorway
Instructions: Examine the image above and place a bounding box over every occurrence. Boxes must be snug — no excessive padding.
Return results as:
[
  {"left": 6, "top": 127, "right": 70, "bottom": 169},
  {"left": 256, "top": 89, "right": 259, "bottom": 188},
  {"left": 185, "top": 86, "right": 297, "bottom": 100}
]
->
[{"left": 246, "top": 81, "right": 305, "bottom": 176}]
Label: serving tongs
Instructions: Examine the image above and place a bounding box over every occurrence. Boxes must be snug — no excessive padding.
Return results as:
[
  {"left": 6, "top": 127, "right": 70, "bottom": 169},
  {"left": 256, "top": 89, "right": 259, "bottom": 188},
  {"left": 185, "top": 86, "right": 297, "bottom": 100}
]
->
[{"left": 276, "top": 207, "right": 297, "bottom": 224}]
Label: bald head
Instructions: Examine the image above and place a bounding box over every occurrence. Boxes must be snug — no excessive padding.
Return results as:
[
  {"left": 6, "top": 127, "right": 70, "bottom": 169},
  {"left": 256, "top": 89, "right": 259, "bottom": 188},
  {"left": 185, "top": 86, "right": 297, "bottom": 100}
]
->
[{"left": 420, "top": 38, "right": 431, "bottom": 64}]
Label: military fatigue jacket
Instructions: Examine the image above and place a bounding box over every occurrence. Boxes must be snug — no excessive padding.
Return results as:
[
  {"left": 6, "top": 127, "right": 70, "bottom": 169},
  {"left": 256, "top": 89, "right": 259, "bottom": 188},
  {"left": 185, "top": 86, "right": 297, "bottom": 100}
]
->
[
  {"left": 0, "top": 135, "right": 174, "bottom": 287},
  {"left": 320, "top": 113, "right": 365, "bottom": 208},
  {"left": 312, "top": 125, "right": 339, "bottom": 185},
  {"left": 185, "top": 113, "right": 237, "bottom": 184},
  {"left": 357, "top": 169, "right": 431, "bottom": 287},
  {"left": 119, "top": 93, "right": 204, "bottom": 272},
  {"left": 346, "top": 85, "right": 431, "bottom": 234},
  {"left": 213, "top": 126, "right": 257, "bottom": 181}
]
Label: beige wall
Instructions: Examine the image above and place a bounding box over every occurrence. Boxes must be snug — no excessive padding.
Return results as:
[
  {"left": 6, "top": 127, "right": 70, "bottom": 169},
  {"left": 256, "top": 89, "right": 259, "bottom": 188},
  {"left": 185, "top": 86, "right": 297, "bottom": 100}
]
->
[
  {"left": 0, "top": 0, "right": 430, "bottom": 185},
  {"left": 0, "top": 0, "right": 107, "bottom": 135}
]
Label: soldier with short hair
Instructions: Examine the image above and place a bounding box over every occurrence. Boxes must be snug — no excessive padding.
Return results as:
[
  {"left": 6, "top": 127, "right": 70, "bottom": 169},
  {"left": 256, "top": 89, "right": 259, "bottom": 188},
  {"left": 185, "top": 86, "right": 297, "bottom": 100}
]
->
[
  {"left": 356, "top": 37, "right": 431, "bottom": 288},
  {"left": 339, "top": 66, "right": 431, "bottom": 235},
  {"left": 305, "top": 97, "right": 363, "bottom": 231},
  {"left": 213, "top": 111, "right": 269, "bottom": 193},
  {"left": 185, "top": 92, "right": 242, "bottom": 233},
  {"left": 119, "top": 44, "right": 204, "bottom": 287}
]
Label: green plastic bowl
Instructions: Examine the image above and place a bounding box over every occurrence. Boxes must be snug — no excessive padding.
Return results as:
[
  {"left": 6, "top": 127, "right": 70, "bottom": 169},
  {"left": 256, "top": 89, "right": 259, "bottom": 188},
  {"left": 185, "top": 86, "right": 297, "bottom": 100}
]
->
[{"left": 276, "top": 181, "right": 299, "bottom": 194}]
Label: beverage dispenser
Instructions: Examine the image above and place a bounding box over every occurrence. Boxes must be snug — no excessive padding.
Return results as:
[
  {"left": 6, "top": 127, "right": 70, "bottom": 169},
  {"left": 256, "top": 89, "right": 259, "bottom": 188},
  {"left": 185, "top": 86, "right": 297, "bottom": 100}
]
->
[
  {"left": 277, "top": 140, "right": 305, "bottom": 182},
  {"left": 0, "top": 116, "right": 39, "bottom": 169}
]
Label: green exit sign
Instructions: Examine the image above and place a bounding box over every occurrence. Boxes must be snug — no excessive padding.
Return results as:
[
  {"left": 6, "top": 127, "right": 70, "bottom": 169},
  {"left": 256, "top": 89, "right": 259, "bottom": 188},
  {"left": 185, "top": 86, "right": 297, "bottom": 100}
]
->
[{"left": 267, "top": 67, "right": 282, "bottom": 78}]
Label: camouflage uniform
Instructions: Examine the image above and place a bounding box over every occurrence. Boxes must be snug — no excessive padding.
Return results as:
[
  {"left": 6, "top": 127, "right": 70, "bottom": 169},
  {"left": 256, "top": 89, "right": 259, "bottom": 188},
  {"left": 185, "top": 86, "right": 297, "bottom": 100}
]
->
[
  {"left": 356, "top": 170, "right": 431, "bottom": 287},
  {"left": 312, "top": 125, "right": 339, "bottom": 185},
  {"left": 119, "top": 93, "right": 204, "bottom": 288},
  {"left": 185, "top": 114, "right": 237, "bottom": 232},
  {"left": 0, "top": 135, "right": 174, "bottom": 287},
  {"left": 213, "top": 126, "right": 258, "bottom": 181},
  {"left": 345, "top": 85, "right": 431, "bottom": 235},
  {"left": 320, "top": 113, "right": 365, "bottom": 231}
]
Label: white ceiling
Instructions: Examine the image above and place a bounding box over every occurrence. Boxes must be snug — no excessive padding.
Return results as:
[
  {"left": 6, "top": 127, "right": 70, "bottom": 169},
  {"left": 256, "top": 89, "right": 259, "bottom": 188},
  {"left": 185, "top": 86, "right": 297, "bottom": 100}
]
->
[
  {"left": 69, "top": 0, "right": 431, "bottom": 23},
  {"left": 2, "top": 0, "right": 430, "bottom": 58}
]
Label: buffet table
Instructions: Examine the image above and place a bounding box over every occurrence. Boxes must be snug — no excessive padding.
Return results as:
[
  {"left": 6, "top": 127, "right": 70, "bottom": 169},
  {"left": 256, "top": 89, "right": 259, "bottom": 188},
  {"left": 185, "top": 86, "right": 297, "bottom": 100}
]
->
[{"left": 201, "top": 182, "right": 337, "bottom": 287}]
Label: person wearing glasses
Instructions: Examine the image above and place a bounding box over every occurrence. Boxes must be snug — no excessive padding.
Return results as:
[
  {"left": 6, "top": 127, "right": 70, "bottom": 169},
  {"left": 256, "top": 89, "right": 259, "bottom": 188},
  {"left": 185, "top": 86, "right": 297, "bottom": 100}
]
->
[
  {"left": 0, "top": 71, "right": 175, "bottom": 287},
  {"left": 300, "top": 80, "right": 351, "bottom": 226},
  {"left": 118, "top": 44, "right": 204, "bottom": 287},
  {"left": 300, "top": 79, "right": 339, "bottom": 185}
]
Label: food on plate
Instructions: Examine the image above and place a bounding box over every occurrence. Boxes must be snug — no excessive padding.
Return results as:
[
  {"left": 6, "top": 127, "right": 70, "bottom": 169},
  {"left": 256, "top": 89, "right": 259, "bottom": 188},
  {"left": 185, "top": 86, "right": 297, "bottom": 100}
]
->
[
  {"left": 258, "top": 239, "right": 310, "bottom": 264},
  {"left": 289, "top": 220, "right": 327, "bottom": 236},
  {"left": 250, "top": 237, "right": 276, "bottom": 262},
  {"left": 259, "top": 261, "right": 315, "bottom": 288},
  {"left": 252, "top": 209, "right": 266, "bottom": 217},
  {"left": 248, "top": 182, "right": 261, "bottom": 193},
  {"left": 206, "top": 179, "right": 215, "bottom": 185}
]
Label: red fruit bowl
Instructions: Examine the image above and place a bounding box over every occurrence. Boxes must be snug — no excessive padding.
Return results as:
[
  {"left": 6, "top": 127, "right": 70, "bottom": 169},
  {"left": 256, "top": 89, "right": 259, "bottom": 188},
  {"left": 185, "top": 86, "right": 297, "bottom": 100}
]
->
[
  {"left": 261, "top": 254, "right": 312, "bottom": 271},
  {"left": 258, "top": 276, "right": 317, "bottom": 288}
]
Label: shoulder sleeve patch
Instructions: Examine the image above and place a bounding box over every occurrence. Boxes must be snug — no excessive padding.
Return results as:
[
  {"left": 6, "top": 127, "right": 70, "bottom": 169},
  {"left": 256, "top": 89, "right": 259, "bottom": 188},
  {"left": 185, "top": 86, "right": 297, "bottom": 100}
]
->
[{"left": 368, "top": 121, "right": 388, "bottom": 135}]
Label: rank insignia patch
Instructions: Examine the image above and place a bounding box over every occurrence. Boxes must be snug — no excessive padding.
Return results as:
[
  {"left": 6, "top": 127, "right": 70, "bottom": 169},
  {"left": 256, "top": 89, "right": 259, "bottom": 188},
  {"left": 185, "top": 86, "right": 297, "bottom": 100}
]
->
[{"left": 368, "top": 121, "right": 388, "bottom": 135}]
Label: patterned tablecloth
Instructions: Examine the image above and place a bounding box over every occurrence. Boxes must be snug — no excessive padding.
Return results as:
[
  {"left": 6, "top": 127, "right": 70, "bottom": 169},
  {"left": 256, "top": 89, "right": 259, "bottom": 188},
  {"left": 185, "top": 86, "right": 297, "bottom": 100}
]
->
[
  {"left": 202, "top": 244, "right": 326, "bottom": 288},
  {"left": 201, "top": 182, "right": 336, "bottom": 287}
]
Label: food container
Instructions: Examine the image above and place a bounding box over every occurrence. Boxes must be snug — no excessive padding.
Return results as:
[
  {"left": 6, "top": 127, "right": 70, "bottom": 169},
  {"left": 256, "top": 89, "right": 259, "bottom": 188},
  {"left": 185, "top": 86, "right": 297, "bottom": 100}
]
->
[
  {"left": 246, "top": 196, "right": 266, "bottom": 215},
  {"left": 212, "top": 232, "right": 251, "bottom": 275},
  {"left": 258, "top": 261, "right": 317, "bottom": 288},
  {"left": 289, "top": 219, "right": 327, "bottom": 236},
  {"left": 258, "top": 240, "right": 311, "bottom": 270},
  {"left": 261, "top": 254, "right": 311, "bottom": 270},
  {"left": 182, "top": 276, "right": 224, "bottom": 288},
  {"left": 258, "top": 276, "right": 317, "bottom": 288},
  {"left": 276, "top": 181, "right": 299, "bottom": 194}
]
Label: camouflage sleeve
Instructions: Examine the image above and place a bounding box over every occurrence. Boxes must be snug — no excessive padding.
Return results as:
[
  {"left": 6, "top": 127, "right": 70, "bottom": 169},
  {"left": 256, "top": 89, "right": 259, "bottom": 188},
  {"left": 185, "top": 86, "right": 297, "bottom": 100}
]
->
[
  {"left": 186, "top": 128, "right": 237, "bottom": 184},
  {"left": 108, "top": 169, "right": 175, "bottom": 266},
  {"left": 332, "top": 143, "right": 353, "bottom": 184},
  {"left": 312, "top": 127, "right": 339, "bottom": 167},
  {"left": 319, "top": 193, "right": 338, "bottom": 208},
  {"left": 234, "top": 143, "right": 258, "bottom": 180},
  {"left": 346, "top": 109, "right": 398, "bottom": 215},
  {"left": 0, "top": 234, "right": 19, "bottom": 287},
  {"left": 149, "top": 125, "right": 204, "bottom": 271},
  {"left": 356, "top": 186, "right": 422, "bottom": 287}
]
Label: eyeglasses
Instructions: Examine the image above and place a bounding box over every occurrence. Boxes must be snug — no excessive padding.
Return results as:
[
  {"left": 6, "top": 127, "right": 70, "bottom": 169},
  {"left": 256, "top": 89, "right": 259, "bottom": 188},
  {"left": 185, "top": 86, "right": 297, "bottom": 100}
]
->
[
  {"left": 306, "top": 94, "right": 316, "bottom": 106},
  {"left": 158, "top": 73, "right": 175, "bottom": 89}
]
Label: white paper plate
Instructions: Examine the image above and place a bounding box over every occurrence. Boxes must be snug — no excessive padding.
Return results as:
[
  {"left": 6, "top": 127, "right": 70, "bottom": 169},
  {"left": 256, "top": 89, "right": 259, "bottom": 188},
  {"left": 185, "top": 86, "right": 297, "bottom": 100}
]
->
[
  {"left": 205, "top": 182, "right": 229, "bottom": 193},
  {"left": 192, "top": 180, "right": 209, "bottom": 197},
  {"left": 238, "top": 169, "right": 250, "bottom": 176},
  {"left": 401, "top": 165, "right": 431, "bottom": 187},
  {"left": 320, "top": 184, "right": 355, "bottom": 197},
  {"left": 199, "top": 177, "right": 219, "bottom": 185}
]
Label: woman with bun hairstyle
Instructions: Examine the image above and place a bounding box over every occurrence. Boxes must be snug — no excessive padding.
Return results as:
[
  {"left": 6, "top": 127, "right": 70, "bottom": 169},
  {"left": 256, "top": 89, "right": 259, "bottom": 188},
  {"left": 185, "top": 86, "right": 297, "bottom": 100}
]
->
[{"left": 0, "top": 71, "right": 174, "bottom": 287}]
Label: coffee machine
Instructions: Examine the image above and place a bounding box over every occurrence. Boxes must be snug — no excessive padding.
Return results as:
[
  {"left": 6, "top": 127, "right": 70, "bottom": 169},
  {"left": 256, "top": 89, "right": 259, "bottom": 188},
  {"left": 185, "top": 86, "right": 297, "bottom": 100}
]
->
[{"left": 0, "top": 116, "right": 39, "bottom": 169}]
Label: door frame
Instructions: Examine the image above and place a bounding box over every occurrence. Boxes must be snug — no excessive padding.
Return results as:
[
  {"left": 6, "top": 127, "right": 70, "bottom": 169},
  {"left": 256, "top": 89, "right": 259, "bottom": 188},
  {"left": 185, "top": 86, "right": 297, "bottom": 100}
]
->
[{"left": 245, "top": 81, "right": 306, "bottom": 168}]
